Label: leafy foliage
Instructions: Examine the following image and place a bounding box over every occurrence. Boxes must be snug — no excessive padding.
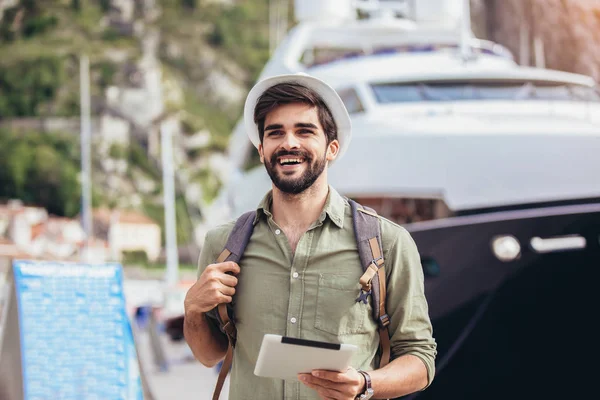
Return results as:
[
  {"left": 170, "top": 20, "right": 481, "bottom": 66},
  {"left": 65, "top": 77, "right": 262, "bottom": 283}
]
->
[
  {"left": 98, "top": 0, "right": 111, "bottom": 13},
  {"left": 180, "top": 0, "right": 197, "bottom": 9},
  {"left": 0, "top": 57, "right": 65, "bottom": 117},
  {"left": 142, "top": 196, "right": 192, "bottom": 246},
  {"left": 0, "top": 0, "right": 58, "bottom": 42},
  {"left": 0, "top": 0, "right": 278, "bottom": 241},
  {"left": 0, "top": 128, "right": 81, "bottom": 217},
  {"left": 122, "top": 250, "right": 149, "bottom": 266},
  {"left": 128, "top": 141, "right": 161, "bottom": 180},
  {"left": 204, "top": 1, "right": 271, "bottom": 83}
]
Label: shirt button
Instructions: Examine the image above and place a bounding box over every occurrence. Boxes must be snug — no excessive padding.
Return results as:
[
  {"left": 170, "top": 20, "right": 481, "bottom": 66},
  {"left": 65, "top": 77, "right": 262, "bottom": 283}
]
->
[
  {"left": 275, "top": 229, "right": 281, "bottom": 235},
  {"left": 292, "top": 272, "right": 299, "bottom": 279},
  {"left": 290, "top": 317, "right": 297, "bottom": 324}
]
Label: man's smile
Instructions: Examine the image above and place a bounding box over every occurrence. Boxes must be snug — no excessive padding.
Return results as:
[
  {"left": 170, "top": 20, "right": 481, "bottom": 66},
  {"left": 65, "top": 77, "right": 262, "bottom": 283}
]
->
[{"left": 278, "top": 156, "right": 306, "bottom": 171}]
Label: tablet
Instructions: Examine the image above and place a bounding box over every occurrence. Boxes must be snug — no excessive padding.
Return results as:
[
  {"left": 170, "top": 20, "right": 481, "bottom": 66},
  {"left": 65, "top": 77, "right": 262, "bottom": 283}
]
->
[{"left": 253, "top": 334, "right": 358, "bottom": 380}]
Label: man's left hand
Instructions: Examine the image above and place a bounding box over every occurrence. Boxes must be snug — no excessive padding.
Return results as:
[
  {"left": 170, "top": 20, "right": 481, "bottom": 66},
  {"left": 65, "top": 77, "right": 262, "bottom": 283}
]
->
[{"left": 298, "top": 367, "right": 365, "bottom": 400}]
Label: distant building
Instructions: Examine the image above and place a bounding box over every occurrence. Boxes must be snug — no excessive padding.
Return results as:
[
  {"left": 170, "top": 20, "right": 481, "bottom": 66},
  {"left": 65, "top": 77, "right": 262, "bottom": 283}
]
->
[
  {"left": 0, "top": 201, "right": 160, "bottom": 265},
  {"left": 93, "top": 208, "right": 161, "bottom": 262},
  {"left": 78, "top": 237, "right": 110, "bottom": 264},
  {"left": 2, "top": 201, "right": 48, "bottom": 250},
  {"left": 0, "top": 201, "right": 109, "bottom": 264}
]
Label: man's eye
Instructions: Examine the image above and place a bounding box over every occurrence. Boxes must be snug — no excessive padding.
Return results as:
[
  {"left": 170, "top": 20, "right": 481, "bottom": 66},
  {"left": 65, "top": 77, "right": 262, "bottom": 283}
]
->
[
  {"left": 267, "top": 130, "right": 283, "bottom": 136},
  {"left": 298, "top": 129, "right": 313, "bottom": 134}
]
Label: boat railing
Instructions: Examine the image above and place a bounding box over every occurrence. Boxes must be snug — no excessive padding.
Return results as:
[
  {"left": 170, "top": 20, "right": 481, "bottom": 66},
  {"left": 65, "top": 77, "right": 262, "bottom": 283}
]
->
[{"left": 301, "top": 39, "right": 514, "bottom": 68}]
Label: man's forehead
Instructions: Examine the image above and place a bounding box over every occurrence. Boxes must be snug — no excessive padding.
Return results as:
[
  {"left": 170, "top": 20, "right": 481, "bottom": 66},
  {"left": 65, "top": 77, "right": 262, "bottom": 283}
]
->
[{"left": 264, "top": 103, "right": 320, "bottom": 125}]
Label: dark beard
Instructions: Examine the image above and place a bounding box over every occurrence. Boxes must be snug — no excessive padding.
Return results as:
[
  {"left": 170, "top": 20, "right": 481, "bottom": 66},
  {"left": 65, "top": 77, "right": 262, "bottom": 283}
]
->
[{"left": 265, "top": 149, "right": 327, "bottom": 195}]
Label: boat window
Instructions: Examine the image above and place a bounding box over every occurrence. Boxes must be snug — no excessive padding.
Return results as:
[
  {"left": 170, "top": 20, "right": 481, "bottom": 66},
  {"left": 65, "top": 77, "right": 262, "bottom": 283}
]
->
[
  {"left": 570, "top": 85, "right": 600, "bottom": 101},
  {"left": 301, "top": 47, "right": 366, "bottom": 67},
  {"left": 300, "top": 42, "right": 514, "bottom": 68},
  {"left": 337, "top": 87, "right": 365, "bottom": 114},
  {"left": 376, "top": 84, "right": 423, "bottom": 102},
  {"left": 371, "top": 80, "right": 600, "bottom": 103},
  {"left": 532, "top": 85, "right": 572, "bottom": 100}
]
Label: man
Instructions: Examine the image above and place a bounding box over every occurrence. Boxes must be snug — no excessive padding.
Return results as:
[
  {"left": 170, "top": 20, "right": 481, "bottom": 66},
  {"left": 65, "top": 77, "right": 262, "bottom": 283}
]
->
[{"left": 184, "top": 73, "right": 437, "bottom": 400}]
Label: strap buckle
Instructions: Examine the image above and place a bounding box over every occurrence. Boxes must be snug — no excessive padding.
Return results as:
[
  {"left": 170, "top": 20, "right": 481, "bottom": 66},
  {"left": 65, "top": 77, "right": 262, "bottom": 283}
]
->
[
  {"left": 371, "top": 256, "right": 383, "bottom": 268},
  {"left": 358, "top": 257, "right": 384, "bottom": 293},
  {"left": 378, "top": 314, "right": 390, "bottom": 328},
  {"left": 356, "top": 289, "right": 371, "bottom": 304},
  {"left": 222, "top": 321, "right": 237, "bottom": 343},
  {"left": 370, "top": 256, "right": 384, "bottom": 269}
]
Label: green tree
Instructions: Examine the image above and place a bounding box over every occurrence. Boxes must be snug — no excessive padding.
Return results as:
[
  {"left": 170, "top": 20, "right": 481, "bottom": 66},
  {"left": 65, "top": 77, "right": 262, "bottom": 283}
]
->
[
  {"left": 181, "top": 0, "right": 197, "bottom": 9},
  {"left": 0, "top": 129, "right": 81, "bottom": 217},
  {"left": 99, "top": 0, "right": 112, "bottom": 12},
  {"left": 0, "top": 57, "right": 65, "bottom": 117},
  {"left": 71, "top": 0, "right": 82, "bottom": 12}
]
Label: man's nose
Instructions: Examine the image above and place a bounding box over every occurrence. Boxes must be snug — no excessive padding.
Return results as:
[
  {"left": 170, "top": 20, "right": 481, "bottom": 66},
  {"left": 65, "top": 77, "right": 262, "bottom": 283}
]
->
[{"left": 281, "top": 131, "right": 300, "bottom": 149}]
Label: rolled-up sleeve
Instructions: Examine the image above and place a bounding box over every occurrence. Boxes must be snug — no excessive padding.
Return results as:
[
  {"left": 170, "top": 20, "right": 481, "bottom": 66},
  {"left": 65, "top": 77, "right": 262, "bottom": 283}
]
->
[
  {"left": 196, "top": 221, "right": 235, "bottom": 278},
  {"left": 382, "top": 223, "right": 437, "bottom": 388},
  {"left": 194, "top": 222, "right": 236, "bottom": 332}
]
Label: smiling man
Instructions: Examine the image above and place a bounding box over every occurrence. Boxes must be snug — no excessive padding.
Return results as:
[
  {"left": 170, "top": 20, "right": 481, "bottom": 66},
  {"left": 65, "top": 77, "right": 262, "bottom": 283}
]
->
[{"left": 183, "top": 73, "right": 437, "bottom": 400}]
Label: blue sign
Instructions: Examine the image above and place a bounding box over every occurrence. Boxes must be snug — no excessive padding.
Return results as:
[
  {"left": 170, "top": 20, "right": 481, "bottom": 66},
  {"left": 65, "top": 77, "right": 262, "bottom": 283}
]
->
[{"left": 12, "top": 260, "right": 144, "bottom": 400}]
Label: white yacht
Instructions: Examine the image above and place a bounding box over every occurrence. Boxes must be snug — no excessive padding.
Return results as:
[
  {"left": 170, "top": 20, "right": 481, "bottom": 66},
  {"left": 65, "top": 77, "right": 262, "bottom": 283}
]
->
[{"left": 212, "top": 1, "right": 600, "bottom": 398}]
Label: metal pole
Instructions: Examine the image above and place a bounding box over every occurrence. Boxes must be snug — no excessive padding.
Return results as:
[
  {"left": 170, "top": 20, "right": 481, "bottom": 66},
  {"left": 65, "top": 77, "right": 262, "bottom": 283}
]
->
[
  {"left": 533, "top": 36, "right": 545, "bottom": 68},
  {"left": 460, "top": 0, "right": 472, "bottom": 63},
  {"left": 279, "top": 0, "right": 289, "bottom": 48},
  {"left": 161, "top": 123, "right": 179, "bottom": 287},
  {"left": 519, "top": 21, "right": 530, "bottom": 66},
  {"left": 269, "top": 0, "right": 275, "bottom": 55},
  {"left": 79, "top": 55, "right": 93, "bottom": 261}
]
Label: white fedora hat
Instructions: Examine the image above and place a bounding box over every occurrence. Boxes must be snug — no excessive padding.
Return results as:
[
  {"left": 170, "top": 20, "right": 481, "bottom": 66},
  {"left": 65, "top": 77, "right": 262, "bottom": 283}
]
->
[{"left": 243, "top": 72, "right": 352, "bottom": 161}]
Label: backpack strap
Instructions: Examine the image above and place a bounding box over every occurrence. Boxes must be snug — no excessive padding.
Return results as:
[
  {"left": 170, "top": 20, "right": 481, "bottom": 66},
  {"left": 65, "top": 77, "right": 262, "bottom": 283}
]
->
[
  {"left": 208, "top": 210, "right": 256, "bottom": 400},
  {"left": 214, "top": 211, "right": 256, "bottom": 343},
  {"left": 349, "top": 199, "right": 391, "bottom": 369}
]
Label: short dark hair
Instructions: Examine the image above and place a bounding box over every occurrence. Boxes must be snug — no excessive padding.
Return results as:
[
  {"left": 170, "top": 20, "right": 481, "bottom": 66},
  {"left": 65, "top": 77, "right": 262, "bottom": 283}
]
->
[{"left": 253, "top": 82, "right": 338, "bottom": 144}]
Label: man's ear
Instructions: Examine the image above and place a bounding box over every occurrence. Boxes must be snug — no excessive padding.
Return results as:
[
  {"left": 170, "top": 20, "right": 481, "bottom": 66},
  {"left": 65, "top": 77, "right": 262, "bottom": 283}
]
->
[
  {"left": 258, "top": 144, "right": 265, "bottom": 164},
  {"left": 326, "top": 139, "right": 340, "bottom": 162}
]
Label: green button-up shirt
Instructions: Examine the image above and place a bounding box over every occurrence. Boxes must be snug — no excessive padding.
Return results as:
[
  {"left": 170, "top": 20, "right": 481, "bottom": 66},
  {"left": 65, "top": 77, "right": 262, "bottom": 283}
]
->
[{"left": 197, "top": 187, "right": 437, "bottom": 400}]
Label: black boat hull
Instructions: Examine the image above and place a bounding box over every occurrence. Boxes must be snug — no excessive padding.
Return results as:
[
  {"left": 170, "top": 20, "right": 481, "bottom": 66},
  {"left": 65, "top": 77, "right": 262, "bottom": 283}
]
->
[{"left": 402, "top": 203, "right": 600, "bottom": 399}]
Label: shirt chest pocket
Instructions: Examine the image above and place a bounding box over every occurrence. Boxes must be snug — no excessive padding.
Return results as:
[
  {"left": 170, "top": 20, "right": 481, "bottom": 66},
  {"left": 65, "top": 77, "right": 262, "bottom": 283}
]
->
[{"left": 314, "top": 273, "right": 374, "bottom": 336}]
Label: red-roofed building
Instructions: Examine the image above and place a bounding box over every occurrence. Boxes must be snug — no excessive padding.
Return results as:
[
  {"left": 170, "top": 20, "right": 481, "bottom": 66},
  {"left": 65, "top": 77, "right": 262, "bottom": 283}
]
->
[
  {"left": 0, "top": 201, "right": 160, "bottom": 264},
  {"left": 93, "top": 208, "right": 161, "bottom": 262}
]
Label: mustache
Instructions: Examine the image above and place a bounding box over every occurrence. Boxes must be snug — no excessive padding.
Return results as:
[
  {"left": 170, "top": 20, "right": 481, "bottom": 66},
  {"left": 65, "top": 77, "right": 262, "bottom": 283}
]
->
[{"left": 270, "top": 150, "right": 311, "bottom": 164}]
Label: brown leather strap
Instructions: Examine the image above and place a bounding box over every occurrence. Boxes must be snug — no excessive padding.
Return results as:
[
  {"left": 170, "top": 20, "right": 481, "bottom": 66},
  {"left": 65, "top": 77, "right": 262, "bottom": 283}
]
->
[
  {"left": 367, "top": 236, "right": 390, "bottom": 369},
  {"left": 213, "top": 343, "right": 233, "bottom": 400},
  {"left": 216, "top": 249, "right": 231, "bottom": 263},
  {"left": 358, "top": 257, "right": 384, "bottom": 291},
  {"left": 377, "top": 267, "right": 388, "bottom": 327},
  {"left": 216, "top": 248, "right": 237, "bottom": 342},
  {"left": 213, "top": 248, "right": 236, "bottom": 400},
  {"left": 217, "top": 303, "right": 236, "bottom": 340},
  {"left": 358, "top": 236, "right": 384, "bottom": 290},
  {"left": 368, "top": 237, "right": 382, "bottom": 260},
  {"left": 378, "top": 325, "right": 391, "bottom": 368}
]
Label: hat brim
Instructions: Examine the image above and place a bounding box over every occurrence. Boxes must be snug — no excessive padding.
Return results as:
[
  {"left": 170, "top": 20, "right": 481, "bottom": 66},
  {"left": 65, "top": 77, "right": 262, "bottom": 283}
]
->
[{"left": 243, "top": 73, "right": 352, "bottom": 162}]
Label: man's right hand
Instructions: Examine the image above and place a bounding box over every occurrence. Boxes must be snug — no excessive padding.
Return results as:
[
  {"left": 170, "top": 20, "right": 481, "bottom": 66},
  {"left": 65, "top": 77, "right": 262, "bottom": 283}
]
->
[{"left": 184, "top": 261, "right": 240, "bottom": 318}]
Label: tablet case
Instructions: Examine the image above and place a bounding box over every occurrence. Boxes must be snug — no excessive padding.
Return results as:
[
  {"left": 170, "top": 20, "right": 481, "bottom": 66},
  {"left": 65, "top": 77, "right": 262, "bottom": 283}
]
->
[{"left": 254, "top": 334, "right": 358, "bottom": 380}]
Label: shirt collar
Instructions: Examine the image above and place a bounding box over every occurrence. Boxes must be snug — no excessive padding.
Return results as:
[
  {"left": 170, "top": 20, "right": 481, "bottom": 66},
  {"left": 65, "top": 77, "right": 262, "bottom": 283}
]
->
[
  {"left": 254, "top": 191, "right": 273, "bottom": 225},
  {"left": 254, "top": 186, "right": 345, "bottom": 229}
]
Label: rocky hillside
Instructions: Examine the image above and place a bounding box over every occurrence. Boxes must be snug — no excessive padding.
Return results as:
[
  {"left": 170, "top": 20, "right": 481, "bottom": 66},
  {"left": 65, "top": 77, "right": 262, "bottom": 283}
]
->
[{"left": 0, "top": 0, "right": 277, "bottom": 249}]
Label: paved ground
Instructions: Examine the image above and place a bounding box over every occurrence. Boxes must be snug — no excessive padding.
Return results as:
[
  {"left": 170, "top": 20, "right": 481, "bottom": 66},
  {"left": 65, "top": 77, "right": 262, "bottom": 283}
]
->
[
  {"left": 123, "top": 271, "right": 232, "bottom": 399},
  {"left": 136, "top": 328, "right": 231, "bottom": 400}
]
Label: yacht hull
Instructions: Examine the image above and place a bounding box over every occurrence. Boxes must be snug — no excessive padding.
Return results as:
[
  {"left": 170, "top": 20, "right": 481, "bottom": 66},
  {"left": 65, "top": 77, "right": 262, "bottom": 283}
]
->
[{"left": 403, "top": 203, "right": 600, "bottom": 399}]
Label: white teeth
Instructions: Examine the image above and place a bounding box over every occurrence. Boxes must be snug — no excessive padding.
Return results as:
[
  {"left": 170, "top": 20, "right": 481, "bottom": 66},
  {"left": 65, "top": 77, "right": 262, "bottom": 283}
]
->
[{"left": 279, "top": 158, "right": 303, "bottom": 165}]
